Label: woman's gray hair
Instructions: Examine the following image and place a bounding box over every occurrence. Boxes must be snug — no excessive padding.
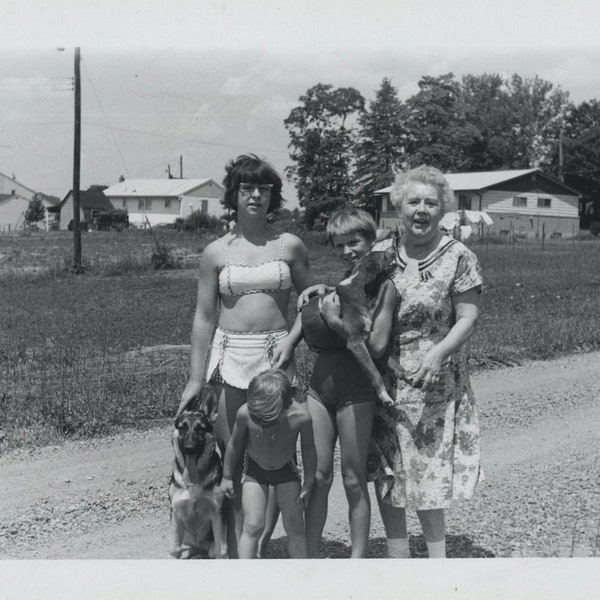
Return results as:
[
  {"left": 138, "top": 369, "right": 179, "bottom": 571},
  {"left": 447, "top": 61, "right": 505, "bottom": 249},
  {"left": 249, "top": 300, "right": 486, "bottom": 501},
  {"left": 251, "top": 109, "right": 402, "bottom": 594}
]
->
[{"left": 390, "top": 165, "right": 454, "bottom": 213}]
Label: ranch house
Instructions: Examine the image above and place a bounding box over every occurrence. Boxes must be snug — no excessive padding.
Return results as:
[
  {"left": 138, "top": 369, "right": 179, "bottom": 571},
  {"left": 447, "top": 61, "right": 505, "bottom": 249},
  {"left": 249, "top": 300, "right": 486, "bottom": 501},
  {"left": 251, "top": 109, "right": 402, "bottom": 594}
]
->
[
  {"left": 374, "top": 168, "right": 582, "bottom": 238},
  {"left": 58, "top": 187, "right": 115, "bottom": 230},
  {"left": 103, "top": 178, "right": 225, "bottom": 227}
]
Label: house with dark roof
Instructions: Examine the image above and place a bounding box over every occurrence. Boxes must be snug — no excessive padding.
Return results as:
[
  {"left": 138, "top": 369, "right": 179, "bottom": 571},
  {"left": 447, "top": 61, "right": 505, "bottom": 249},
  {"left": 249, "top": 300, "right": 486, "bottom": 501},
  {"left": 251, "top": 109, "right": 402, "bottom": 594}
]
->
[
  {"left": 374, "top": 168, "right": 582, "bottom": 238},
  {"left": 103, "top": 178, "right": 225, "bottom": 227},
  {"left": 0, "top": 170, "right": 37, "bottom": 201},
  {"left": 58, "top": 187, "right": 115, "bottom": 230}
]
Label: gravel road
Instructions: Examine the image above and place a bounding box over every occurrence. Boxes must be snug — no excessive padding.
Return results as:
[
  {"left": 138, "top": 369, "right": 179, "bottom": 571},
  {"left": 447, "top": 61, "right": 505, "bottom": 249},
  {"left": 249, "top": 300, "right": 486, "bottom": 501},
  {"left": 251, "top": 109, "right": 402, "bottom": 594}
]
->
[{"left": 1, "top": 351, "right": 599, "bottom": 559}]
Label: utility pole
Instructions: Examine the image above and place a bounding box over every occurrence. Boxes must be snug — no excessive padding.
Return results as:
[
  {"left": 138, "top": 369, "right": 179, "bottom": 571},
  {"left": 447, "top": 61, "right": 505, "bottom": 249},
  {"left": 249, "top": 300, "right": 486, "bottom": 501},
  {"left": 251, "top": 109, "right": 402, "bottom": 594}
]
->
[
  {"left": 72, "top": 46, "right": 82, "bottom": 271},
  {"left": 558, "top": 128, "right": 564, "bottom": 182},
  {"left": 180, "top": 154, "right": 183, "bottom": 178}
]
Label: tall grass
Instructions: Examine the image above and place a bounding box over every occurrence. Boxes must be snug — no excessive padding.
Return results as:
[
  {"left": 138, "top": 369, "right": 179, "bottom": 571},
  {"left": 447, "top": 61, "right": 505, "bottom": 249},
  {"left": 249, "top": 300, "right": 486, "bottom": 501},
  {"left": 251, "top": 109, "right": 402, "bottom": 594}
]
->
[{"left": 1, "top": 231, "right": 600, "bottom": 451}]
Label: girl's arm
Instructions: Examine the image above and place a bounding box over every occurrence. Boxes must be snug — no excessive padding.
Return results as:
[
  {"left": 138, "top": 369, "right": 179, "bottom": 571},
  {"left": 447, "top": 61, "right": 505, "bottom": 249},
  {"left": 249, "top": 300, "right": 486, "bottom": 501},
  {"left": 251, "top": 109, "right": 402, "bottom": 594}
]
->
[
  {"left": 221, "top": 407, "right": 249, "bottom": 498},
  {"left": 412, "top": 287, "right": 481, "bottom": 391},
  {"left": 176, "top": 242, "right": 221, "bottom": 417},
  {"left": 273, "top": 234, "right": 314, "bottom": 369},
  {"left": 297, "top": 412, "right": 316, "bottom": 507},
  {"left": 296, "top": 283, "right": 335, "bottom": 310},
  {"left": 365, "top": 279, "right": 396, "bottom": 359}
]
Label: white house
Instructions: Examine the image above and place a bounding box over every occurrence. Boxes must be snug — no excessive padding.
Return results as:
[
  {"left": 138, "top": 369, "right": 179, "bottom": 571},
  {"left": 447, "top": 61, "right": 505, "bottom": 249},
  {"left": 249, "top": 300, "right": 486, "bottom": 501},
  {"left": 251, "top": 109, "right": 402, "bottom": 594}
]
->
[
  {"left": 0, "top": 170, "right": 36, "bottom": 201},
  {"left": 374, "top": 168, "right": 582, "bottom": 238},
  {"left": 103, "top": 178, "right": 225, "bottom": 227},
  {"left": 0, "top": 192, "right": 32, "bottom": 232}
]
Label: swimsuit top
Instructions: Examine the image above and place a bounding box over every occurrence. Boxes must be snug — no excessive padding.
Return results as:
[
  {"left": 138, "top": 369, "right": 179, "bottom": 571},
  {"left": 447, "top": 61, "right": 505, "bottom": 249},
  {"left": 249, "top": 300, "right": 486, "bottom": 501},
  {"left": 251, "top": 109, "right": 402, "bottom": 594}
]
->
[{"left": 218, "top": 233, "right": 293, "bottom": 297}]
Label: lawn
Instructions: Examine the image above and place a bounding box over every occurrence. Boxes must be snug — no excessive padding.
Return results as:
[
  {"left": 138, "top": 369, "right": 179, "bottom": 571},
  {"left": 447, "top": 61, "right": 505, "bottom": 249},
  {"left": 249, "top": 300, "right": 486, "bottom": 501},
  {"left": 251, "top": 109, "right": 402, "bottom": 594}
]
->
[{"left": 1, "top": 228, "right": 600, "bottom": 450}]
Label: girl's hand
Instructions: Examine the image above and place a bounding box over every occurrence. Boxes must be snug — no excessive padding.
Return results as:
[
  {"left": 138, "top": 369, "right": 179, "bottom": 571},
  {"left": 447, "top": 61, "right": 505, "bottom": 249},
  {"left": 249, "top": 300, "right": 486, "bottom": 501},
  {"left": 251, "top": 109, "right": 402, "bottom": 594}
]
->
[
  {"left": 297, "top": 284, "right": 331, "bottom": 310},
  {"left": 272, "top": 335, "right": 295, "bottom": 370},
  {"left": 176, "top": 380, "right": 203, "bottom": 418},
  {"left": 412, "top": 346, "right": 445, "bottom": 392},
  {"left": 221, "top": 477, "right": 235, "bottom": 499}
]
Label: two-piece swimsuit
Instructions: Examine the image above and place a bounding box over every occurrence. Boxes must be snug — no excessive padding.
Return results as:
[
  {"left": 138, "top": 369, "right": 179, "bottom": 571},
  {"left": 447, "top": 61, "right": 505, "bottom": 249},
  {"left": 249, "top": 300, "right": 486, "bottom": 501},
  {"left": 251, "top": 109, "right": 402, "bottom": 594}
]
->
[{"left": 205, "top": 233, "right": 295, "bottom": 390}]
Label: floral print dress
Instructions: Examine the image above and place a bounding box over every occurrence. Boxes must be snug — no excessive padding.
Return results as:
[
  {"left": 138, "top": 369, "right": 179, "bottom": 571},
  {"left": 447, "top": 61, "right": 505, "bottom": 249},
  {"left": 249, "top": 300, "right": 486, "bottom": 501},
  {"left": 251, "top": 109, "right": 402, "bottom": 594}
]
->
[{"left": 368, "top": 235, "right": 484, "bottom": 510}]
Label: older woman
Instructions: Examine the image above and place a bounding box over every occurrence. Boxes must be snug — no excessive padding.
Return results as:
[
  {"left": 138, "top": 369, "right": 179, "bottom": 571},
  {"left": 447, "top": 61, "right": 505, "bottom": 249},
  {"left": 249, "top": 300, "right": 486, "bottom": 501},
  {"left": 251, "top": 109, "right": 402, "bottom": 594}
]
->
[
  {"left": 369, "top": 165, "right": 483, "bottom": 559},
  {"left": 177, "top": 154, "right": 313, "bottom": 558}
]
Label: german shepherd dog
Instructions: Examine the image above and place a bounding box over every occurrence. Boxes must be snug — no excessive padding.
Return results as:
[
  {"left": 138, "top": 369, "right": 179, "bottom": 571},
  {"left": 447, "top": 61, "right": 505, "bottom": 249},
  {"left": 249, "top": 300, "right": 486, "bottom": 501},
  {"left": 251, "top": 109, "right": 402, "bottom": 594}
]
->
[
  {"left": 334, "top": 247, "right": 400, "bottom": 406},
  {"left": 169, "top": 388, "right": 227, "bottom": 559}
]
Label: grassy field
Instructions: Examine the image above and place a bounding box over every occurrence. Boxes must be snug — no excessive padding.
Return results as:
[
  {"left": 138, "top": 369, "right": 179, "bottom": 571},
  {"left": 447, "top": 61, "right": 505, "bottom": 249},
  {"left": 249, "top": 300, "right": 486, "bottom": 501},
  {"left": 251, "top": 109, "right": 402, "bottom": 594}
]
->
[{"left": 1, "top": 228, "right": 600, "bottom": 450}]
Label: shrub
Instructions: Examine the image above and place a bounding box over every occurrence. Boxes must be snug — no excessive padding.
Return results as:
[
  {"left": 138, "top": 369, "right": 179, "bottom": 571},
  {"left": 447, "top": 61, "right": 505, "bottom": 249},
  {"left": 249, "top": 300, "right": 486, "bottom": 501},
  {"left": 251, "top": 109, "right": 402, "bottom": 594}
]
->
[
  {"left": 180, "top": 211, "right": 222, "bottom": 234},
  {"left": 589, "top": 221, "right": 600, "bottom": 237}
]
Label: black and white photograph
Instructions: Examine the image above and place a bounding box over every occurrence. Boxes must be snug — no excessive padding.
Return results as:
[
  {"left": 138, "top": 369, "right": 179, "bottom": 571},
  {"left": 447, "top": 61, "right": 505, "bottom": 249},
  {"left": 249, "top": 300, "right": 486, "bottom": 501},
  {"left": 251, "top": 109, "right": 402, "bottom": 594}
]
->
[{"left": 1, "top": 1, "right": 599, "bottom": 597}]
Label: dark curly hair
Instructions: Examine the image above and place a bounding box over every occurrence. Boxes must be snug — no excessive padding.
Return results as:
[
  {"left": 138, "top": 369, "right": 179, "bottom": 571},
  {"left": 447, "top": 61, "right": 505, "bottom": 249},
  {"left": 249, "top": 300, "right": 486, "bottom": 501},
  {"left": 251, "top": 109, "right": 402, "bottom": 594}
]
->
[{"left": 222, "top": 154, "right": 284, "bottom": 213}]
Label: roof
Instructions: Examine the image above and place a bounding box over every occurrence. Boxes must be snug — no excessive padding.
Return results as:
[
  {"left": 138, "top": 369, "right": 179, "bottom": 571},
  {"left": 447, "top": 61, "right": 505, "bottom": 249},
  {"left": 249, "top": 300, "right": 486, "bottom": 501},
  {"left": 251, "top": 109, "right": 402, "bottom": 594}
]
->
[
  {"left": 103, "top": 178, "right": 222, "bottom": 197},
  {"left": 60, "top": 189, "right": 114, "bottom": 211},
  {"left": 375, "top": 169, "right": 542, "bottom": 194},
  {"left": 0, "top": 170, "right": 37, "bottom": 195}
]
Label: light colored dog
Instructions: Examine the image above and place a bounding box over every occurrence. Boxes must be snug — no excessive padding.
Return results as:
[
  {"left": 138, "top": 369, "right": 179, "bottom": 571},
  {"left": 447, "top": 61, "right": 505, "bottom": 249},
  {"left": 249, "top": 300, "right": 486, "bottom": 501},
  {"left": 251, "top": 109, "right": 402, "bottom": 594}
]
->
[{"left": 169, "top": 389, "right": 227, "bottom": 559}]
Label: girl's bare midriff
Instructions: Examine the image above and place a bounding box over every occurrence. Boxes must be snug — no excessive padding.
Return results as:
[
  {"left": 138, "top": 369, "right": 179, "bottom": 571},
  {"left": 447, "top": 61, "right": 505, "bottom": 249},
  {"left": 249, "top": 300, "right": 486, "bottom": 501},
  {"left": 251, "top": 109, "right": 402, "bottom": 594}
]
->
[{"left": 218, "top": 289, "right": 291, "bottom": 332}]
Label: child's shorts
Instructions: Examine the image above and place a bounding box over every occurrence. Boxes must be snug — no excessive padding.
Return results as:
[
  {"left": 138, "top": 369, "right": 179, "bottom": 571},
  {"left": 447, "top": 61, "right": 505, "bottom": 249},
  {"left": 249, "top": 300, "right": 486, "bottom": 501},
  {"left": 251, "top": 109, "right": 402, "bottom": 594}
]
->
[{"left": 243, "top": 455, "right": 301, "bottom": 486}]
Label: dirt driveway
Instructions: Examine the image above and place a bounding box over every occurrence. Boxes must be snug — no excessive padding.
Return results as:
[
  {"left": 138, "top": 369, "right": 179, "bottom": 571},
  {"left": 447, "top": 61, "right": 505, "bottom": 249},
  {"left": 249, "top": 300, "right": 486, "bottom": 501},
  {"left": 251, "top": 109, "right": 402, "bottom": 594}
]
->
[{"left": 1, "top": 351, "right": 599, "bottom": 559}]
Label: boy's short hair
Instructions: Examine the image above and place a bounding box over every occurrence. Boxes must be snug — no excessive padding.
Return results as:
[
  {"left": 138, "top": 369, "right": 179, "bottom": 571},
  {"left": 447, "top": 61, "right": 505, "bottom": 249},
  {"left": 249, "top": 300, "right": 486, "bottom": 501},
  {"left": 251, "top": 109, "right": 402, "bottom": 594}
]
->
[
  {"left": 326, "top": 208, "right": 377, "bottom": 245},
  {"left": 247, "top": 369, "right": 292, "bottom": 427}
]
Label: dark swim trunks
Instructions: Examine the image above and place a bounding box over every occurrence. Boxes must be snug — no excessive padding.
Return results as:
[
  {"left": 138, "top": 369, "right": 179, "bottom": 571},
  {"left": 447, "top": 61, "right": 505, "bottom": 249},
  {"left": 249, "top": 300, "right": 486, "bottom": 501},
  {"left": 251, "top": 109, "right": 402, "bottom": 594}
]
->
[
  {"left": 308, "top": 348, "right": 383, "bottom": 413},
  {"left": 243, "top": 455, "right": 301, "bottom": 486}
]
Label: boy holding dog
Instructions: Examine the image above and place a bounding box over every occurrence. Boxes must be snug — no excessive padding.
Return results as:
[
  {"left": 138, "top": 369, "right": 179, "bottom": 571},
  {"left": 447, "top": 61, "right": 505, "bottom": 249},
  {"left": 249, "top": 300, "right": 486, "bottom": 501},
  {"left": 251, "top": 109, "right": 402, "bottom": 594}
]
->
[
  {"left": 297, "top": 208, "right": 397, "bottom": 558},
  {"left": 221, "top": 369, "right": 316, "bottom": 559}
]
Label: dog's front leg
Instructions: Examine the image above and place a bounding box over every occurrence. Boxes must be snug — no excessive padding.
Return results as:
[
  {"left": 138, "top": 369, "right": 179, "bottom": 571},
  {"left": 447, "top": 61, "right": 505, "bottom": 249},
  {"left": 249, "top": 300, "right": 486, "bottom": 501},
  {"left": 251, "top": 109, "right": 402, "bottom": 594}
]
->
[
  {"left": 170, "top": 508, "right": 186, "bottom": 558},
  {"left": 346, "top": 339, "right": 394, "bottom": 406},
  {"left": 211, "top": 510, "right": 228, "bottom": 559}
]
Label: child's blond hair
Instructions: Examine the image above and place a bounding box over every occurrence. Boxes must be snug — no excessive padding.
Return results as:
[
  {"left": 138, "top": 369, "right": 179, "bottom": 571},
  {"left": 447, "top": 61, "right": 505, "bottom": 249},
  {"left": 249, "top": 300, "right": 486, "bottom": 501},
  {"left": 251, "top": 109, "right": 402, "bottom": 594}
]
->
[
  {"left": 247, "top": 369, "right": 292, "bottom": 427},
  {"left": 326, "top": 208, "right": 377, "bottom": 245}
]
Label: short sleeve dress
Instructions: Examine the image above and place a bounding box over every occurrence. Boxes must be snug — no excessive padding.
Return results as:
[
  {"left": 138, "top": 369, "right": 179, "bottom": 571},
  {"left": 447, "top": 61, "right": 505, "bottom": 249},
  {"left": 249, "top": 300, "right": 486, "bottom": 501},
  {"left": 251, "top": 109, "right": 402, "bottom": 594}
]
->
[{"left": 368, "top": 234, "right": 484, "bottom": 510}]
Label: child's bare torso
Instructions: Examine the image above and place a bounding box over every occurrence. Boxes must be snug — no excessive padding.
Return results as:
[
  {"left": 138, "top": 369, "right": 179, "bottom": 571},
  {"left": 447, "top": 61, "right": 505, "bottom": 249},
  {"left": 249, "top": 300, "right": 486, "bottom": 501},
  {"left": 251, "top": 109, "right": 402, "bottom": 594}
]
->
[{"left": 246, "top": 402, "right": 306, "bottom": 470}]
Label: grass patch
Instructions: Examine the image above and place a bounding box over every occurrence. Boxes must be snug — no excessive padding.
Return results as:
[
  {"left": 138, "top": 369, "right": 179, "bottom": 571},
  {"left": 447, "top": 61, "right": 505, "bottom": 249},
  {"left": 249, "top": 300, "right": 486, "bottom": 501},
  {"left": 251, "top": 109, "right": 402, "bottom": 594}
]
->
[{"left": 1, "top": 230, "right": 600, "bottom": 451}]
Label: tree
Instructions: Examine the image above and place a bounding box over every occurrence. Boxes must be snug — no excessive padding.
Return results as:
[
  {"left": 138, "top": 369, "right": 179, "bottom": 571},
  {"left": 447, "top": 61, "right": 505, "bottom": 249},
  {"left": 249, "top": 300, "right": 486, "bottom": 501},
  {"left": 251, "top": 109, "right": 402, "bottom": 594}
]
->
[
  {"left": 284, "top": 84, "right": 365, "bottom": 228},
  {"left": 354, "top": 78, "right": 409, "bottom": 203},
  {"left": 403, "top": 73, "right": 480, "bottom": 172},
  {"left": 505, "top": 74, "right": 570, "bottom": 168},
  {"left": 25, "top": 197, "right": 45, "bottom": 226}
]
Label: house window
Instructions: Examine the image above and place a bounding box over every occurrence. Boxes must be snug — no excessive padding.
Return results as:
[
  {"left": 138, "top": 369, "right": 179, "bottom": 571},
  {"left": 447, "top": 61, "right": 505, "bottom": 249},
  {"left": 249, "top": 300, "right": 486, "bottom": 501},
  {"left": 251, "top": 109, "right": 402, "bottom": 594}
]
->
[
  {"left": 165, "top": 198, "right": 171, "bottom": 208},
  {"left": 138, "top": 198, "right": 152, "bottom": 210},
  {"left": 201, "top": 199, "right": 208, "bottom": 214},
  {"left": 121, "top": 199, "right": 127, "bottom": 209},
  {"left": 537, "top": 197, "right": 551, "bottom": 208},
  {"left": 386, "top": 196, "right": 394, "bottom": 211},
  {"left": 458, "top": 194, "right": 472, "bottom": 210},
  {"left": 145, "top": 199, "right": 152, "bottom": 210},
  {"left": 513, "top": 196, "right": 527, "bottom": 208}
]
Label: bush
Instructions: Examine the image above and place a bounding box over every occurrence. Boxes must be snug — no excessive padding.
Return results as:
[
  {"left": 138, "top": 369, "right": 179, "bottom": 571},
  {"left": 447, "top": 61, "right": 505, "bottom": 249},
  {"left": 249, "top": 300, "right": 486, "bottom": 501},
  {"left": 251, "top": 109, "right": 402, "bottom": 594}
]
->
[
  {"left": 589, "top": 221, "right": 600, "bottom": 236},
  {"left": 179, "top": 211, "right": 222, "bottom": 233}
]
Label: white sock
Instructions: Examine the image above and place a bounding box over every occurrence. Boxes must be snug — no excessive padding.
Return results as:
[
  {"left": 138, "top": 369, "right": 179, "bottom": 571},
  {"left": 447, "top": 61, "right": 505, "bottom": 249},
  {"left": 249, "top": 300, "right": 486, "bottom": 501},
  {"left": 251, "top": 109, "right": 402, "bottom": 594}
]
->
[
  {"left": 426, "top": 539, "right": 446, "bottom": 558},
  {"left": 386, "top": 537, "right": 410, "bottom": 558}
]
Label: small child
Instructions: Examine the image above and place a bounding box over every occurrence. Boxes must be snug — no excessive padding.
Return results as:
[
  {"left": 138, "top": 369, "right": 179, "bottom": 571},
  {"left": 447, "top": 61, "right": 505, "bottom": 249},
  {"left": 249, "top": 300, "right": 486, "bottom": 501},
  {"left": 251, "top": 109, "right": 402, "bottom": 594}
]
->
[
  {"left": 297, "top": 207, "right": 397, "bottom": 558},
  {"left": 221, "top": 369, "right": 316, "bottom": 559}
]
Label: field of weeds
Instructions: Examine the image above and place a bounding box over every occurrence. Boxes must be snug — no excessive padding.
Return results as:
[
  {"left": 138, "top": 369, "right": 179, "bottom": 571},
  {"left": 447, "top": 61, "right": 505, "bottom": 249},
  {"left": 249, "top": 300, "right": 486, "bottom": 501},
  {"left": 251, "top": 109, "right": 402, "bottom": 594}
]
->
[{"left": 1, "top": 229, "right": 600, "bottom": 451}]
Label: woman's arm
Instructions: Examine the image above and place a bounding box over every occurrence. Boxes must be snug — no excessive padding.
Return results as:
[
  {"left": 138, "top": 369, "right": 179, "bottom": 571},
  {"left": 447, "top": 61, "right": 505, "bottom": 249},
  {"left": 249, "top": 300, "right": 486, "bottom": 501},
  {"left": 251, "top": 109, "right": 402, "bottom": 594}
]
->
[
  {"left": 273, "top": 234, "right": 313, "bottom": 368},
  {"left": 176, "top": 242, "right": 221, "bottom": 417},
  {"left": 412, "top": 287, "right": 481, "bottom": 391}
]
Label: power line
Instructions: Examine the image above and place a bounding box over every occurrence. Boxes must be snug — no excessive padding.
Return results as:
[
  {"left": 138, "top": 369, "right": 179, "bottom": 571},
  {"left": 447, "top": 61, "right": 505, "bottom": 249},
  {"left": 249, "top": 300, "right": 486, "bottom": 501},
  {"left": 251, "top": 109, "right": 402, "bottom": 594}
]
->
[{"left": 81, "top": 58, "right": 130, "bottom": 177}]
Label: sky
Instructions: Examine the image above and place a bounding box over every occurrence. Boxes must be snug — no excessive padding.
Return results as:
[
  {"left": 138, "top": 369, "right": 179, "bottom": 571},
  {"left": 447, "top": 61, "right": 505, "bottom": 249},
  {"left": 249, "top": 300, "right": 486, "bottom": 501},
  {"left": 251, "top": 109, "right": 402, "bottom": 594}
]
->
[{"left": 2, "top": 0, "right": 600, "bottom": 208}]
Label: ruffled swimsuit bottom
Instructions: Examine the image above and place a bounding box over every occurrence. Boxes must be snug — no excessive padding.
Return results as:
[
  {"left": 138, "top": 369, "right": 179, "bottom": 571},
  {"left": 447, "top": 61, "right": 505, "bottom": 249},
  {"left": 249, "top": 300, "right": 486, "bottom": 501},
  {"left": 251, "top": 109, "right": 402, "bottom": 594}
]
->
[{"left": 206, "top": 327, "right": 296, "bottom": 390}]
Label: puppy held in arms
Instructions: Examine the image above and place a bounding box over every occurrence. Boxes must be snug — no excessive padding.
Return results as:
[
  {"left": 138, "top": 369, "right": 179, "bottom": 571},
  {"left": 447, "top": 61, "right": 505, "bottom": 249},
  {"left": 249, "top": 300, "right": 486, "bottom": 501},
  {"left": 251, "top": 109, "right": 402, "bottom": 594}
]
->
[
  {"left": 302, "top": 248, "right": 399, "bottom": 406},
  {"left": 169, "top": 387, "right": 227, "bottom": 559}
]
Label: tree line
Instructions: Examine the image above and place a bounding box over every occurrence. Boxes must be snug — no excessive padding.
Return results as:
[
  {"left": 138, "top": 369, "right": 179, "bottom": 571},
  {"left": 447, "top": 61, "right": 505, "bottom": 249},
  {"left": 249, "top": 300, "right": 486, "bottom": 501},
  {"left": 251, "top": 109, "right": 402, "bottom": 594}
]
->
[{"left": 284, "top": 74, "right": 600, "bottom": 228}]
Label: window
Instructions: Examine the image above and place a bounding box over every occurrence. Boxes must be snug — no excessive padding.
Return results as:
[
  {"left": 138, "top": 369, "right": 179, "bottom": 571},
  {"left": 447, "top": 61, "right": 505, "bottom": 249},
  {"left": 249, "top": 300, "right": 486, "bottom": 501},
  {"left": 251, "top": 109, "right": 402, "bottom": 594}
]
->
[
  {"left": 386, "top": 196, "right": 394, "bottom": 211},
  {"left": 121, "top": 199, "right": 127, "bottom": 209},
  {"left": 145, "top": 199, "right": 152, "bottom": 210},
  {"left": 138, "top": 198, "right": 152, "bottom": 210},
  {"left": 201, "top": 199, "right": 208, "bottom": 214},
  {"left": 537, "top": 197, "right": 551, "bottom": 208},
  {"left": 513, "top": 196, "right": 527, "bottom": 208},
  {"left": 164, "top": 198, "right": 171, "bottom": 208},
  {"left": 458, "top": 194, "right": 472, "bottom": 210}
]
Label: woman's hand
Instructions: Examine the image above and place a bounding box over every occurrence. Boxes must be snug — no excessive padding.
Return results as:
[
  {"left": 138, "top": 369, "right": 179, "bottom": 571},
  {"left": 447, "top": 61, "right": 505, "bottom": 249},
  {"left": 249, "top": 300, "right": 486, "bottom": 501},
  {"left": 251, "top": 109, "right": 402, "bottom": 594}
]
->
[
  {"left": 176, "top": 380, "right": 203, "bottom": 418},
  {"left": 221, "top": 477, "right": 235, "bottom": 499},
  {"left": 296, "top": 284, "right": 332, "bottom": 310},
  {"left": 272, "top": 335, "right": 296, "bottom": 369},
  {"left": 411, "top": 346, "right": 445, "bottom": 392}
]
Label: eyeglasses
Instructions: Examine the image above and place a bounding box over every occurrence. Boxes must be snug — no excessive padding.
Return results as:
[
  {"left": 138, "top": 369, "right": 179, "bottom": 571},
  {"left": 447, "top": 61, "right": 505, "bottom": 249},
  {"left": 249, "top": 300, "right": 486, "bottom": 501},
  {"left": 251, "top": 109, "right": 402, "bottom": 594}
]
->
[{"left": 238, "top": 183, "right": 273, "bottom": 196}]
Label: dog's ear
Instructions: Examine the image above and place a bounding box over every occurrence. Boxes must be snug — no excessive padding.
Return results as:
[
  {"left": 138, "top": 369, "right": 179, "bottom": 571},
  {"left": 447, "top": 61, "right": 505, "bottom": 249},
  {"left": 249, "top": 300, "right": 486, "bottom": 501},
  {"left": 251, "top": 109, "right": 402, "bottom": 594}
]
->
[{"left": 201, "top": 386, "right": 219, "bottom": 418}]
